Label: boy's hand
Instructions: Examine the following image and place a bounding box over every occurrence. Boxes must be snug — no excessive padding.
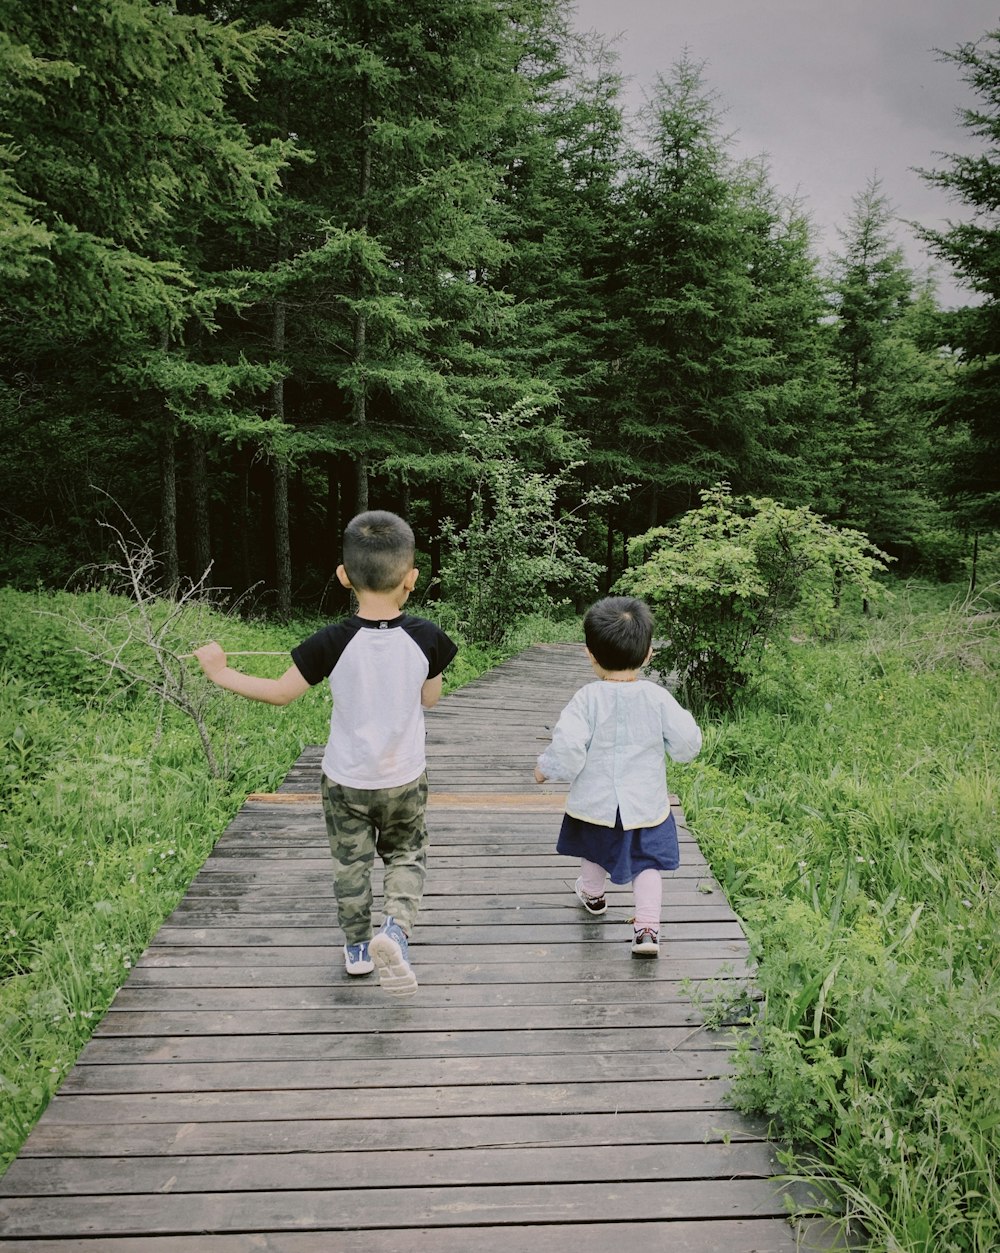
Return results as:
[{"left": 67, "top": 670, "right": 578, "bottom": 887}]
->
[
  {"left": 194, "top": 642, "right": 227, "bottom": 682},
  {"left": 533, "top": 765, "right": 547, "bottom": 784}
]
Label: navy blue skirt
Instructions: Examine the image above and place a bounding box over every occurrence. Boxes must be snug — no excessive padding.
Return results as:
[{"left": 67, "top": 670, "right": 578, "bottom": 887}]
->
[{"left": 556, "top": 808, "right": 680, "bottom": 883}]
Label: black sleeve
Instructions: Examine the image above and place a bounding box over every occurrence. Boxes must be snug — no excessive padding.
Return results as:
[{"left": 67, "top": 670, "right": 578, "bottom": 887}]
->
[
  {"left": 290, "top": 620, "right": 358, "bottom": 686},
  {"left": 404, "top": 618, "right": 458, "bottom": 679}
]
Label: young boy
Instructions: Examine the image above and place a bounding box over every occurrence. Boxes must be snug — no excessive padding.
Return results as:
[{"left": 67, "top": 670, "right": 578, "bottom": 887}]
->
[
  {"left": 534, "top": 596, "right": 701, "bottom": 957},
  {"left": 195, "top": 510, "right": 457, "bottom": 997}
]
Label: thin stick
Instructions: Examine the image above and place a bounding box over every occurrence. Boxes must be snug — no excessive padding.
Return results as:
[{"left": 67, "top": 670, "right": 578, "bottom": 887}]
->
[{"left": 178, "top": 650, "right": 289, "bottom": 659}]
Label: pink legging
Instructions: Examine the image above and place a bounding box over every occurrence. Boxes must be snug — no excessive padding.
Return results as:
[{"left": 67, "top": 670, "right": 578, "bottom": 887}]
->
[{"left": 579, "top": 860, "right": 662, "bottom": 930}]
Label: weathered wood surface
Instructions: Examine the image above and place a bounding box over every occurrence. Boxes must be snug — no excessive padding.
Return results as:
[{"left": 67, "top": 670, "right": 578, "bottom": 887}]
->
[{"left": 0, "top": 643, "right": 810, "bottom": 1251}]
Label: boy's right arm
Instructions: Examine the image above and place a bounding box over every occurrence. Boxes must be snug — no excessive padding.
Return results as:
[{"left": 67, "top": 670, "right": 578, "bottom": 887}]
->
[{"left": 194, "top": 642, "right": 310, "bottom": 707}]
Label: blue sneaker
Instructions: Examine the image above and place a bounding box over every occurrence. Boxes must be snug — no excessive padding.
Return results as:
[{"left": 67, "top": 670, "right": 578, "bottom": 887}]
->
[
  {"left": 344, "top": 940, "right": 374, "bottom": 976},
  {"left": 369, "top": 916, "right": 418, "bottom": 997}
]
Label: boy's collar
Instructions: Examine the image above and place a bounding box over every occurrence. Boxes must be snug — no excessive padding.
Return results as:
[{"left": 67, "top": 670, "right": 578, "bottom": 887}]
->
[{"left": 354, "top": 612, "right": 405, "bottom": 629}]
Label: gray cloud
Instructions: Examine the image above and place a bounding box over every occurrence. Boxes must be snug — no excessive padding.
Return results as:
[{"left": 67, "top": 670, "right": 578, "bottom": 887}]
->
[{"left": 570, "top": 0, "right": 998, "bottom": 305}]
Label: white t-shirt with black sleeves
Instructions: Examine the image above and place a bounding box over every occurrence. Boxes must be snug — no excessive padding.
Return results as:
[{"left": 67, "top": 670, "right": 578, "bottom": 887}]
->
[{"left": 292, "top": 614, "right": 457, "bottom": 790}]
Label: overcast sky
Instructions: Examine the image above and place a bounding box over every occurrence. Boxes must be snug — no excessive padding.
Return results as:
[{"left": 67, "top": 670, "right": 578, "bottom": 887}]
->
[{"left": 569, "top": 0, "right": 998, "bottom": 307}]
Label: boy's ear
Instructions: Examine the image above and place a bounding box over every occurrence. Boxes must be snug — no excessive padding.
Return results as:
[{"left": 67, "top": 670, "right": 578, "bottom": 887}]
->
[
  {"left": 403, "top": 567, "right": 419, "bottom": 591},
  {"left": 336, "top": 564, "right": 352, "bottom": 589}
]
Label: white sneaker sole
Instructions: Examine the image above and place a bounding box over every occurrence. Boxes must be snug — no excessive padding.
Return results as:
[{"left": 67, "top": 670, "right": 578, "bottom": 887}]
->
[
  {"left": 343, "top": 949, "right": 374, "bottom": 976},
  {"left": 369, "top": 933, "right": 418, "bottom": 996}
]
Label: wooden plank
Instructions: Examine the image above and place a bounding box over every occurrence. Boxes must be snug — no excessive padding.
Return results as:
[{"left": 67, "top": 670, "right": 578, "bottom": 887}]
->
[
  {"left": 0, "top": 1218, "right": 807, "bottom": 1253},
  {"left": 249, "top": 792, "right": 573, "bottom": 810},
  {"left": 53, "top": 1049, "right": 737, "bottom": 1094},
  {"left": 30, "top": 1078, "right": 735, "bottom": 1127},
  {"left": 0, "top": 1180, "right": 795, "bottom": 1238},
  {"left": 14, "top": 1110, "right": 764, "bottom": 1160},
  {"left": 74, "top": 1025, "right": 732, "bottom": 1064},
  {"left": 0, "top": 1139, "right": 777, "bottom": 1195}
]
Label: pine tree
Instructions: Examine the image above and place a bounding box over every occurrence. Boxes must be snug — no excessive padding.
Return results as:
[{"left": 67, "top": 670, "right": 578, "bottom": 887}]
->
[
  {"left": 917, "top": 28, "right": 1000, "bottom": 533},
  {"left": 0, "top": 0, "right": 288, "bottom": 586},
  {"left": 827, "top": 178, "right": 943, "bottom": 560}
]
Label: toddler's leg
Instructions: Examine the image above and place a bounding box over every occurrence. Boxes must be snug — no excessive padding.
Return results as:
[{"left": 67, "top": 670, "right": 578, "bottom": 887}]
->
[
  {"left": 631, "top": 868, "right": 662, "bottom": 957},
  {"left": 321, "top": 775, "right": 376, "bottom": 944},
  {"left": 632, "top": 867, "right": 662, "bottom": 929},
  {"left": 579, "top": 859, "right": 607, "bottom": 898},
  {"left": 574, "top": 859, "right": 608, "bottom": 915}
]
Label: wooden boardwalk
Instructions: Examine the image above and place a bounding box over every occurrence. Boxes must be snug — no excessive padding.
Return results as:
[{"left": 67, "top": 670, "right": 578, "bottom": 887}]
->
[{"left": 0, "top": 643, "right": 808, "bottom": 1251}]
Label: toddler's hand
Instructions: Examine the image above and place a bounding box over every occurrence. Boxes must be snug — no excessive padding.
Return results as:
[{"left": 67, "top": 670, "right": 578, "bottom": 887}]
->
[
  {"left": 533, "top": 765, "right": 547, "bottom": 784},
  {"left": 194, "top": 641, "right": 227, "bottom": 682}
]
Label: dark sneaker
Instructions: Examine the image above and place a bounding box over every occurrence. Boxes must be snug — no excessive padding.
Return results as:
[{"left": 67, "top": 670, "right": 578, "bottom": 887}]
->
[
  {"left": 369, "top": 916, "right": 418, "bottom": 996},
  {"left": 631, "top": 927, "right": 660, "bottom": 957},
  {"left": 574, "top": 875, "right": 607, "bottom": 915},
  {"left": 344, "top": 940, "right": 374, "bottom": 976}
]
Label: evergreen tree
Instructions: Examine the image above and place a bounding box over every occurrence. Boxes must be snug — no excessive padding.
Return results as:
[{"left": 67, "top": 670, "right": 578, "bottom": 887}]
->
[
  {"left": 917, "top": 28, "right": 1000, "bottom": 533},
  {"left": 613, "top": 56, "right": 833, "bottom": 527},
  {"left": 180, "top": 0, "right": 537, "bottom": 612},
  {"left": 827, "top": 178, "right": 943, "bottom": 560},
  {"left": 0, "top": 0, "right": 288, "bottom": 586}
]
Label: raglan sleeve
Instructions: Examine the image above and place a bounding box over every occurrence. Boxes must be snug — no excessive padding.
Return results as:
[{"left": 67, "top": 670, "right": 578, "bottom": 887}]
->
[
  {"left": 537, "top": 689, "right": 592, "bottom": 782},
  {"left": 291, "top": 624, "right": 347, "bottom": 686},
  {"left": 660, "top": 689, "right": 702, "bottom": 763},
  {"left": 427, "top": 625, "right": 458, "bottom": 679}
]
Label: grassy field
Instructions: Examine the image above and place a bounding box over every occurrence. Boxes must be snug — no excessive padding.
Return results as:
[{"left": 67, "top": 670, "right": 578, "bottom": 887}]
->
[
  {"left": 0, "top": 581, "right": 996, "bottom": 1252},
  {"left": 672, "top": 582, "right": 999, "bottom": 1251}
]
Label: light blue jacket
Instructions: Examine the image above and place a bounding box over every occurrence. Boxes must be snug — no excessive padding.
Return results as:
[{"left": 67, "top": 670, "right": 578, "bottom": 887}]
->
[{"left": 537, "top": 679, "right": 701, "bottom": 829}]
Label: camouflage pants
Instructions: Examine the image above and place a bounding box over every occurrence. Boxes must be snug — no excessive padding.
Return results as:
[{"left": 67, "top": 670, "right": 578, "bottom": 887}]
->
[{"left": 320, "top": 772, "right": 429, "bottom": 944}]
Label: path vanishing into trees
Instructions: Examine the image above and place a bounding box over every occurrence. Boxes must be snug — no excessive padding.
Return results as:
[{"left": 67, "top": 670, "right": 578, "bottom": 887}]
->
[{"left": 0, "top": 643, "right": 836, "bottom": 1251}]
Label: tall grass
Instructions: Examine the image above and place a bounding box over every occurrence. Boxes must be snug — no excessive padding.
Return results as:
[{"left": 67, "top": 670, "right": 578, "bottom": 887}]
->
[
  {"left": 674, "top": 582, "right": 999, "bottom": 1250},
  {"left": 0, "top": 587, "right": 501, "bottom": 1174}
]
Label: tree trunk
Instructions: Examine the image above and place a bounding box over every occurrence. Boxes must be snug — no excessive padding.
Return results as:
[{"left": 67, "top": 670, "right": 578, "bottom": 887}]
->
[
  {"left": 190, "top": 427, "right": 211, "bottom": 583},
  {"left": 236, "top": 445, "right": 252, "bottom": 594},
  {"left": 273, "top": 456, "right": 291, "bottom": 618},
  {"left": 605, "top": 510, "right": 615, "bottom": 592},
  {"left": 157, "top": 326, "right": 179, "bottom": 596},
  {"left": 352, "top": 74, "right": 373, "bottom": 514},
  {"left": 160, "top": 430, "right": 179, "bottom": 597},
  {"left": 270, "top": 297, "right": 292, "bottom": 619},
  {"left": 428, "top": 481, "right": 442, "bottom": 594}
]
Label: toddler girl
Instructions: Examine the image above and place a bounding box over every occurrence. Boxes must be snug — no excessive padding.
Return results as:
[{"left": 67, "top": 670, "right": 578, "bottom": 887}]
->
[{"left": 534, "top": 597, "right": 702, "bottom": 956}]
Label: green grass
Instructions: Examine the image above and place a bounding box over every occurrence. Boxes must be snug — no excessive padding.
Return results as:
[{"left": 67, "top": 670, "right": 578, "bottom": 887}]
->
[{"left": 672, "top": 581, "right": 999, "bottom": 1250}]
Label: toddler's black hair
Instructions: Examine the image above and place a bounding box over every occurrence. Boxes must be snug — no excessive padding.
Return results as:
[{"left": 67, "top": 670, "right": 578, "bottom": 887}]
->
[
  {"left": 584, "top": 596, "right": 653, "bottom": 671},
  {"left": 342, "top": 510, "right": 415, "bottom": 593}
]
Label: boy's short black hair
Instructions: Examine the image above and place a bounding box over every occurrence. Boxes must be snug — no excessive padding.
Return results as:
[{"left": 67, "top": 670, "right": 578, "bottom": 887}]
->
[
  {"left": 342, "top": 510, "right": 415, "bottom": 593},
  {"left": 584, "top": 596, "right": 653, "bottom": 671}
]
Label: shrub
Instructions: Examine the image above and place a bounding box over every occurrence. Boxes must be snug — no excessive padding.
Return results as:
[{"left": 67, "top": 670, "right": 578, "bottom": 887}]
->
[{"left": 615, "top": 483, "right": 891, "bottom": 708}]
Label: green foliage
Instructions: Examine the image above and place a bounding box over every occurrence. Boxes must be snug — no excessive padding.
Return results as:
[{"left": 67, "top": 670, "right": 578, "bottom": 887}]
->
[
  {"left": 615, "top": 483, "right": 891, "bottom": 707},
  {"left": 438, "top": 406, "right": 609, "bottom": 646},
  {"left": 678, "top": 584, "right": 1000, "bottom": 1249}
]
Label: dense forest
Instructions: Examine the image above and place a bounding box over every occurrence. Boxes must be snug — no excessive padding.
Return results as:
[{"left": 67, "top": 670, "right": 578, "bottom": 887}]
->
[{"left": 2, "top": 0, "right": 998, "bottom": 618}]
